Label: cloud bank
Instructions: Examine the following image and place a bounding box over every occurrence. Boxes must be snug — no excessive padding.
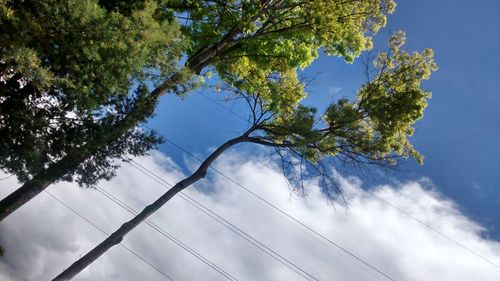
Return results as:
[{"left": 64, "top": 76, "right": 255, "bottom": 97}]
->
[{"left": 0, "top": 151, "right": 499, "bottom": 281}]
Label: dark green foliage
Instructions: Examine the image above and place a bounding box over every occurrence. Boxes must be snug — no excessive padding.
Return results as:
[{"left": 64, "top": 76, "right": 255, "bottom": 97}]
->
[
  {"left": 0, "top": 72, "right": 164, "bottom": 186},
  {"left": 98, "top": 0, "right": 146, "bottom": 16},
  {"left": 65, "top": 127, "right": 164, "bottom": 187},
  {"left": 1, "top": 0, "right": 183, "bottom": 109},
  {"left": 0, "top": 0, "right": 181, "bottom": 187}
]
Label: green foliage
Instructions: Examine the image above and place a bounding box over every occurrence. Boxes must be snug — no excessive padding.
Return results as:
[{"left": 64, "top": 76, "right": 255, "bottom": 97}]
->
[
  {"left": 177, "top": 0, "right": 394, "bottom": 61},
  {"left": 0, "top": 0, "right": 181, "bottom": 186},
  {"left": 65, "top": 125, "right": 165, "bottom": 187},
  {"left": 168, "top": 0, "right": 396, "bottom": 109},
  {"left": 261, "top": 32, "right": 437, "bottom": 166},
  {"left": 355, "top": 31, "right": 437, "bottom": 163},
  {"left": 1, "top": 1, "right": 435, "bottom": 188},
  {"left": 98, "top": 0, "right": 147, "bottom": 16},
  {"left": 0, "top": 77, "right": 165, "bottom": 186},
  {"left": 1, "top": 0, "right": 183, "bottom": 110}
]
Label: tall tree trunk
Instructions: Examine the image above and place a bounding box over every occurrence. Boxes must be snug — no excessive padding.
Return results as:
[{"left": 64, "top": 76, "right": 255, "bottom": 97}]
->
[
  {"left": 52, "top": 132, "right": 251, "bottom": 281},
  {"left": 0, "top": 153, "right": 86, "bottom": 221},
  {"left": 0, "top": 97, "right": 157, "bottom": 221},
  {"left": 0, "top": 13, "right": 242, "bottom": 221}
]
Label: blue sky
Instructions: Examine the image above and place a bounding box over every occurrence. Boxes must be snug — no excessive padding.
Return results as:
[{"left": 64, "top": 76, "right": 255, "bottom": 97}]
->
[
  {"left": 149, "top": 0, "right": 500, "bottom": 239},
  {"left": 2, "top": 1, "right": 500, "bottom": 279}
]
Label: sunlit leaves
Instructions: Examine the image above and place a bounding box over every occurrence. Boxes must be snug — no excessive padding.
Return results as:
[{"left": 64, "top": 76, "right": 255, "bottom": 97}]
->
[
  {"left": 310, "top": 0, "right": 395, "bottom": 61},
  {"left": 261, "top": 32, "right": 436, "bottom": 166},
  {"left": 356, "top": 32, "right": 437, "bottom": 163},
  {"left": 169, "top": 0, "right": 396, "bottom": 108}
]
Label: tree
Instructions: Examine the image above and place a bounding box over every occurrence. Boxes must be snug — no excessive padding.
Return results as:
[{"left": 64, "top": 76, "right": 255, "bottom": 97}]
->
[
  {"left": 0, "top": 0, "right": 398, "bottom": 220},
  {"left": 0, "top": 0, "right": 184, "bottom": 219},
  {"left": 54, "top": 33, "right": 437, "bottom": 279}
]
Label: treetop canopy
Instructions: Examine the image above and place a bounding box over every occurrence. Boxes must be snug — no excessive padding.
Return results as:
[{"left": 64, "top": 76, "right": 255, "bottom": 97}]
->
[{"left": 0, "top": 0, "right": 436, "bottom": 189}]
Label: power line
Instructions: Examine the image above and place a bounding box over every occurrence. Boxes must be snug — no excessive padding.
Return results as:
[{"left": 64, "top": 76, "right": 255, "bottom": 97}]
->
[
  {"left": 40, "top": 150, "right": 236, "bottom": 279},
  {"left": 365, "top": 190, "right": 500, "bottom": 270},
  {"left": 94, "top": 187, "right": 238, "bottom": 281},
  {"left": 41, "top": 158, "right": 236, "bottom": 279},
  {"left": 28, "top": 99, "right": 347, "bottom": 280},
  {"left": 164, "top": 137, "right": 396, "bottom": 281},
  {"left": 182, "top": 91, "right": 500, "bottom": 271},
  {"left": 140, "top": 123, "right": 395, "bottom": 281},
  {"left": 44, "top": 190, "right": 174, "bottom": 281},
  {"left": 128, "top": 159, "right": 320, "bottom": 281},
  {"left": 128, "top": 160, "right": 317, "bottom": 280},
  {"left": 198, "top": 92, "right": 249, "bottom": 123}
]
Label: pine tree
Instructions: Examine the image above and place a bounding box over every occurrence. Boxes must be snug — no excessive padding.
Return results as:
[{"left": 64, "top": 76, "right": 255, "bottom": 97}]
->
[{"left": 0, "top": 0, "right": 183, "bottom": 218}]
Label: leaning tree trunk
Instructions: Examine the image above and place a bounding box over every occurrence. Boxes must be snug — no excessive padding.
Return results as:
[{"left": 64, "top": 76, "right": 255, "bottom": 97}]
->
[
  {"left": 52, "top": 132, "right": 251, "bottom": 281},
  {"left": 0, "top": 47, "right": 221, "bottom": 222},
  {"left": 0, "top": 96, "right": 158, "bottom": 222},
  {"left": 0, "top": 11, "right": 253, "bottom": 221},
  {"left": 0, "top": 153, "right": 86, "bottom": 221},
  {"left": 0, "top": 0, "right": 276, "bottom": 222}
]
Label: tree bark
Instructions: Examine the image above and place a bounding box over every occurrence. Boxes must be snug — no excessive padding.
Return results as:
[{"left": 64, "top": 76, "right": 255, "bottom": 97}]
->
[
  {"left": 0, "top": 153, "right": 86, "bottom": 221},
  {"left": 0, "top": 49, "right": 213, "bottom": 222},
  {"left": 0, "top": 97, "right": 157, "bottom": 222},
  {"left": 52, "top": 133, "right": 250, "bottom": 281},
  {"left": 0, "top": 0, "right": 275, "bottom": 221}
]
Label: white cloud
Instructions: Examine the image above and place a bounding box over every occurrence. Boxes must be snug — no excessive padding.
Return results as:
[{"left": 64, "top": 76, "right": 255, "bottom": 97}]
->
[
  {"left": 328, "top": 86, "right": 342, "bottom": 95},
  {"left": 0, "top": 151, "right": 499, "bottom": 281}
]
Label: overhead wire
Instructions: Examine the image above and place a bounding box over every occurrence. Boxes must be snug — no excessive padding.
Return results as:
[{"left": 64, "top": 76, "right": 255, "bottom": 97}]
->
[
  {"left": 44, "top": 190, "right": 174, "bottom": 281},
  {"left": 198, "top": 92, "right": 249, "bottom": 123},
  {"left": 365, "top": 190, "right": 500, "bottom": 270},
  {"left": 164, "top": 137, "right": 396, "bottom": 281},
  {"left": 42, "top": 155, "right": 236, "bottom": 280},
  {"left": 30, "top": 150, "right": 237, "bottom": 279},
  {"left": 94, "top": 186, "right": 238, "bottom": 281},
  {"left": 127, "top": 159, "right": 320, "bottom": 281},
  {"left": 193, "top": 91, "right": 500, "bottom": 271},
  {"left": 140, "top": 123, "right": 395, "bottom": 281}
]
